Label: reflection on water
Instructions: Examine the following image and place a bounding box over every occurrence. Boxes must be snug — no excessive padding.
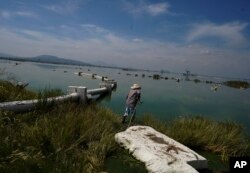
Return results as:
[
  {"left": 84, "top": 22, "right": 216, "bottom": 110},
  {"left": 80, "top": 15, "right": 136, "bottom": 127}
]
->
[{"left": 1, "top": 60, "right": 250, "bottom": 132}]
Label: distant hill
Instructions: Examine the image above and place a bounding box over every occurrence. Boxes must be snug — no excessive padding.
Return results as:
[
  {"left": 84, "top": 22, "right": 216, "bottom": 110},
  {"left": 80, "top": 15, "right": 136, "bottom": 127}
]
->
[
  {"left": 0, "top": 52, "right": 16, "bottom": 57},
  {"left": 27, "top": 55, "right": 91, "bottom": 66},
  {"left": 0, "top": 54, "right": 91, "bottom": 66}
]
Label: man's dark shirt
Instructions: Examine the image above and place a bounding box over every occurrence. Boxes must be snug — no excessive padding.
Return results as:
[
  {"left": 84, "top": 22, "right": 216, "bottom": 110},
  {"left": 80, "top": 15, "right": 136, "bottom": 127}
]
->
[{"left": 125, "top": 89, "right": 141, "bottom": 109}]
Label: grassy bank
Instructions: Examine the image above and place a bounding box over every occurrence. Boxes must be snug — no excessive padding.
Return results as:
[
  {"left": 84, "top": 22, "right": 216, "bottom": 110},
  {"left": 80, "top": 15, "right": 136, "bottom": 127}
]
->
[
  {"left": 0, "top": 80, "right": 145, "bottom": 173},
  {"left": 0, "top": 103, "right": 123, "bottom": 173},
  {"left": 223, "top": 80, "right": 249, "bottom": 89},
  {"left": 0, "top": 81, "right": 37, "bottom": 102},
  {"left": 1, "top": 80, "right": 250, "bottom": 172},
  {"left": 0, "top": 80, "right": 63, "bottom": 102},
  {"left": 142, "top": 115, "right": 250, "bottom": 161}
]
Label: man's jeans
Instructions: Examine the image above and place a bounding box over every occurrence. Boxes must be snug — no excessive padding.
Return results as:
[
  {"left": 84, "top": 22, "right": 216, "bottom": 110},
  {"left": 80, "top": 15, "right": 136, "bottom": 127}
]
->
[{"left": 122, "top": 106, "right": 136, "bottom": 123}]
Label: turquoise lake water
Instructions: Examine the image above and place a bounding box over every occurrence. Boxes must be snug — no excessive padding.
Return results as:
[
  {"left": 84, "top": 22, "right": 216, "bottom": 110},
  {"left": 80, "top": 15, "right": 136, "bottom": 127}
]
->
[{"left": 1, "top": 60, "right": 250, "bottom": 133}]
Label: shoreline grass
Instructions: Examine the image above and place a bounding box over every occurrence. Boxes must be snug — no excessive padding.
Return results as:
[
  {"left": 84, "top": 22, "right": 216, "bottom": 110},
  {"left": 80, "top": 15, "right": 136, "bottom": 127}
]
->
[
  {"left": 0, "top": 102, "right": 125, "bottom": 173},
  {"left": 0, "top": 80, "right": 64, "bottom": 102},
  {"left": 0, "top": 80, "right": 37, "bottom": 102},
  {"left": 141, "top": 115, "right": 250, "bottom": 161},
  {"left": 223, "top": 80, "right": 249, "bottom": 89}
]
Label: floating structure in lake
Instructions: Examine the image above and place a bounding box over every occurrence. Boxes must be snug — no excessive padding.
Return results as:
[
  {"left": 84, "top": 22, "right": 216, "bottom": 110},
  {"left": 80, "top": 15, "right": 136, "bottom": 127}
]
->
[
  {"left": 211, "top": 84, "right": 219, "bottom": 91},
  {"left": 74, "top": 72, "right": 111, "bottom": 82},
  {"left": 153, "top": 74, "right": 160, "bottom": 80}
]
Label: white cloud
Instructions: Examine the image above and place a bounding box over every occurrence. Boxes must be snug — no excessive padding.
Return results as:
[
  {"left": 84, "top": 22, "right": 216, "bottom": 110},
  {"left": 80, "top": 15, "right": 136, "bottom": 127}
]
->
[
  {"left": 15, "top": 11, "right": 37, "bottom": 18},
  {"left": 123, "top": 1, "right": 169, "bottom": 16},
  {"left": 187, "top": 22, "right": 248, "bottom": 45},
  {"left": 19, "top": 30, "right": 49, "bottom": 40},
  {"left": 200, "top": 49, "right": 212, "bottom": 55},
  {"left": 147, "top": 3, "right": 169, "bottom": 16},
  {"left": 0, "top": 11, "right": 11, "bottom": 18},
  {"left": 42, "top": 0, "right": 82, "bottom": 15},
  {"left": 0, "top": 10, "right": 36, "bottom": 19},
  {"left": 132, "top": 38, "right": 143, "bottom": 42},
  {"left": 80, "top": 24, "right": 107, "bottom": 34}
]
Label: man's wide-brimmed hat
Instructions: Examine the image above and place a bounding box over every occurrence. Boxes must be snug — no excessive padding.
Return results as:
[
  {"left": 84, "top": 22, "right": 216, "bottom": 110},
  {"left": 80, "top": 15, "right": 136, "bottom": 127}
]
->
[{"left": 131, "top": 83, "right": 141, "bottom": 89}]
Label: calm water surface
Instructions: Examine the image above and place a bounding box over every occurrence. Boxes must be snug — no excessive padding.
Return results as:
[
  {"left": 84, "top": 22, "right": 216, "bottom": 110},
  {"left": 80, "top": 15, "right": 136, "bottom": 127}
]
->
[{"left": 1, "top": 60, "right": 250, "bottom": 132}]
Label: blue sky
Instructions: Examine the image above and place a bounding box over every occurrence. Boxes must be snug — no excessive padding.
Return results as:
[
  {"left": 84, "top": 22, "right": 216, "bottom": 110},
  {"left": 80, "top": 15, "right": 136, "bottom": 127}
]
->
[{"left": 0, "top": 0, "right": 250, "bottom": 78}]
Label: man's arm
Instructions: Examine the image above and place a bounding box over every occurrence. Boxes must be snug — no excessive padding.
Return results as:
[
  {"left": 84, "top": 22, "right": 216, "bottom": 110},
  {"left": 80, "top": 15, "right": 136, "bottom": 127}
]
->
[{"left": 137, "top": 91, "right": 141, "bottom": 102}]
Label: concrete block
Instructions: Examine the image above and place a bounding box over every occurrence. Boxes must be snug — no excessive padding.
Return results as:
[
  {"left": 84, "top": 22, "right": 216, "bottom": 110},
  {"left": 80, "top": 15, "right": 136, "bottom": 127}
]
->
[{"left": 115, "top": 126, "right": 207, "bottom": 173}]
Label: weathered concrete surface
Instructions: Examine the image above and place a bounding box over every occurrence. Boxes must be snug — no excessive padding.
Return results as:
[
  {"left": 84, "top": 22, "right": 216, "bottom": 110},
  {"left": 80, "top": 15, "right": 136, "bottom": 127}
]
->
[
  {"left": 1, "top": 83, "right": 116, "bottom": 112},
  {"left": 0, "top": 93, "right": 79, "bottom": 112},
  {"left": 115, "top": 126, "right": 207, "bottom": 173}
]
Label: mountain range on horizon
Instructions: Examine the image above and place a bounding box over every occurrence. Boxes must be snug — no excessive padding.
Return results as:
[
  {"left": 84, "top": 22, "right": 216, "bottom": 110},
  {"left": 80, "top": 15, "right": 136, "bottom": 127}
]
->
[
  {"left": 0, "top": 53, "right": 91, "bottom": 66},
  {"left": 0, "top": 52, "right": 16, "bottom": 57},
  {"left": 27, "top": 55, "right": 91, "bottom": 66},
  {"left": 0, "top": 52, "right": 140, "bottom": 71}
]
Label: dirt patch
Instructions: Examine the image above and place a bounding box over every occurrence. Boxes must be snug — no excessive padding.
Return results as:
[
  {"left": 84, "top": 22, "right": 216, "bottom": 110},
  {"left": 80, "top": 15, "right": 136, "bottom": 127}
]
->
[{"left": 146, "top": 133, "right": 169, "bottom": 145}]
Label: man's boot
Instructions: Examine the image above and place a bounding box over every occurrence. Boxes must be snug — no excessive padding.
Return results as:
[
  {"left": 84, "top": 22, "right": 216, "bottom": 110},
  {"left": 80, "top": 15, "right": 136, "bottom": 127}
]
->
[{"left": 122, "top": 116, "right": 127, "bottom": 124}]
